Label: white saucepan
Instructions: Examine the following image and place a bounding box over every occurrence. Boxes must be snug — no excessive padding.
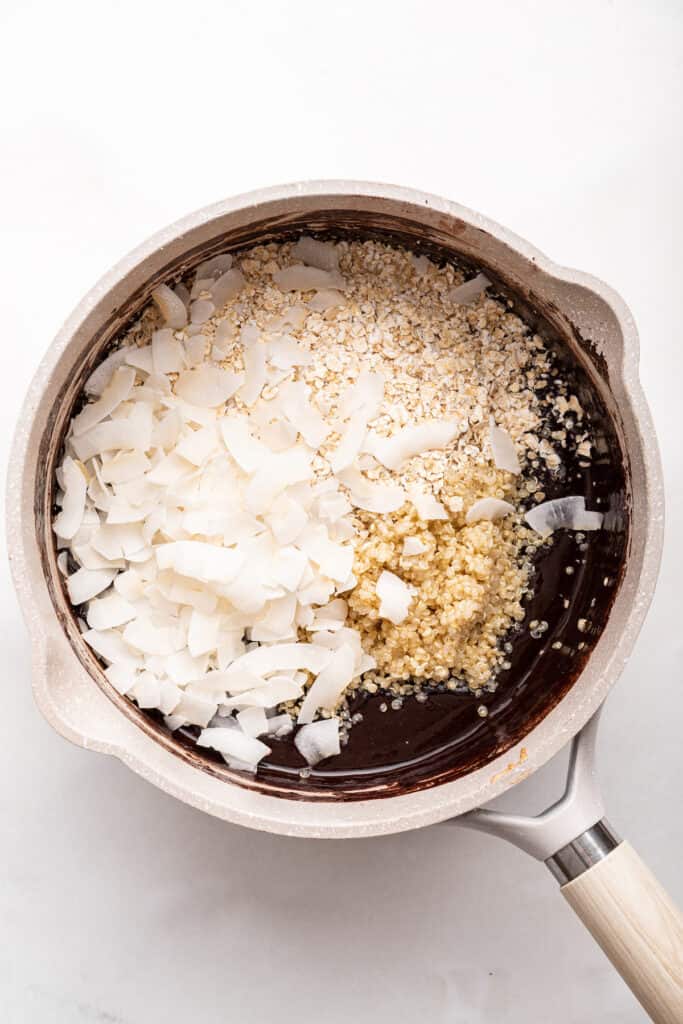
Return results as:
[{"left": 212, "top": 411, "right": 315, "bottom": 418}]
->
[{"left": 7, "top": 183, "right": 681, "bottom": 1021}]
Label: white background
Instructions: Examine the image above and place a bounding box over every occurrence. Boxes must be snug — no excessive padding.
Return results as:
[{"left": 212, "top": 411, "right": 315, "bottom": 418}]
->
[{"left": 1, "top": 2, "right": 681, "bottom": 1021}]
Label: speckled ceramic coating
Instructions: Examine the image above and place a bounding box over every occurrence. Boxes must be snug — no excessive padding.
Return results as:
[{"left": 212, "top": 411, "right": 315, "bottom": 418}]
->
[{"left": 6, "top": 182, "right": 665, "bottom": 838}]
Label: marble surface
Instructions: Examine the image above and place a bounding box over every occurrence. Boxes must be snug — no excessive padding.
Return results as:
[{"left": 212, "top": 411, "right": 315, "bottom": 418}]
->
[{"left": 1, "top": 2, "right": 681, "bottom": 1021}]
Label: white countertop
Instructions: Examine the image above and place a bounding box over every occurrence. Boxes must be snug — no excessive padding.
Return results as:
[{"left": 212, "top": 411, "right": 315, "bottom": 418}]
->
[{"left": 1, "top": 2, "right": 681, "bottom": 1021}]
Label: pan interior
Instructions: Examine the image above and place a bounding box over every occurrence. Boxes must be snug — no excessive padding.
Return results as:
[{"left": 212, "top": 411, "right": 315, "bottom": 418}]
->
[{"left": 39, "top": 211, "right": 631, "bottom": 802}]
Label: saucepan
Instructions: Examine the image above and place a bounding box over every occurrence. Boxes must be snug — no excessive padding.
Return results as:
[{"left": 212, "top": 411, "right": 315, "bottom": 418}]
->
[{"left": 7, "top": 182, "right": 682, "bottom": 1021}]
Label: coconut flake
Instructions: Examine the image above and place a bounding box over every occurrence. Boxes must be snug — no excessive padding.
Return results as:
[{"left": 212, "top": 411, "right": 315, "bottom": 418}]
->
[
  {"left": 123, "top": 617, "right": 182, "bottom": 657},
  {"left": 184, "top": 335, "right": 207, "bottom": 367},
  {"left": 158, "top": 576, "right": 217, "bottom": 616},
  {"left": 84, "top": 348, "right": 130, "bottom": 396},
  {"left": 222, "top": 676, "right": 304, "bottom": 709},
  {"left": 53, "top": 458, "right": 87, "bottom": 540},
  {"left": 309, "top": 598, "right": 347, "bottom": 629},
  {"left": 214, "top": 318, "right": 236, "bottom": 349},
  {"left": 238, "top": 328, "right": 267, "bottom": 406},
  {"left": 376, "top": 570, "right": 413, "bottom": 625},
  {"left": 152, "top": 329, "right": 185, "bottom": 374},
  {"left": 254, "top": 415, "right": 298, "bottom": 452},
  {"left": 450, "top": 273, "right": 491, "bottom": 305},
  {"left": 296, "top": 524, "right": 354, "bottom": 583},
  {"left": 191, "top": 278, "right": 216, "bottom": 302},
  {"left": 237, "top": 706, "right": 268, "bottom": 737},
  {"left": 105, "top": 500, "right": 155, "bottom": 526},
  {"left": 145, "top": 452, "right": 192, "bottom": 487},
  {"left": 294, "top": 718, "right": 340, "bottom": 766},
  {"left": 195, "top": 253, "right": 233, "bottom": 281},
  {"left": 251, "top": 593, "right": 298, "bottom": 642},
  {"left": 210, "top": 268, "right": 245, "bottom": 309},
  {"left": 329, "top": 416, "right": 368, "bottom": 474},
  {"left": 297, "top": 576, "right": 335, "bottom": 608},
  {"left": 72, "top": 404, "right": 153, "bottom": 461},
  {"left": 307, "top": 289, "right": 345, "bottom": 312},
  {"left": 297, "top": 645, "right": 355, "bottom": 724},
  {"left": 197, "top": 726, "right": 270, "bottom": 767},
  {"left": 220, "top": 576, "right": 273, "bottom": 615},
  {"left": 267, "top": 336, "right": 313, "bottom": 369},
  {"left": 174, "top": 690, "right": 217, "bottom": 727},
  {"left": 263, "top": 492, "right": 307, "bottom": 545},
  {"left": 175, "top": 426, "right": 220, "bottom": 466},
  {"left": 187, "top": 609, "right": 221, "bottom": 657},
  {"left": 270, "top": 546, "right": 309, "bottom": 592},
  {"left": 125, "top": 345, "right": 153, "bottom": 374},
  {"left": 291, "top": 236, "right": 340, "bottom": 272},
  {"left": 245, "top": 448, "right": 313, "bottom": 515},
  {"left": 266, "top": 713, "right": 294, "bottom": 737},
  {"left": 278, "top": 381, "right": 330, "bottom": 448},
  {"left": 66, "top": 567, "right": 117, "bottom": 604},
  {"left": 223, "top": 641, "right": 332, "bottom": 680},
  {"left": 112, "top": 570, "right": 145, "bottom": 603},
  {"left": 408, "top": 488, "right": 448, "bottom": 521},
  {"left": 338, "top": 369, "right": 385, "bottom": 420},
  {"left": 365, "top": 420, "right": 458, "bottom": 471},
  {"left": 466, "top": 498, "right": 516, "bottom": 524},
  {"left": 164, "top": 714, "right": 186, "bottom": 732},
  {"left": 273, "top": 265, "right": 345, "bottom": 293},
  {"left": 336, "top": 467, "right": 406, "bottom": 514},
  {"left": 411, "top": 254, "right": 431, "bottom": 275},
  {"left": 71, "top": 419, "right": 137, "bottom": 462},
  {"left": 175, "top": 365, "right": 242, "bottom": 407},
  {"left": 87, "top": 593, "right": 137, "bottom": 630},
  {"left": 525, "top": 496, "right": 604, "bottom": 538},
  {"left": 266, "top": 305, "right": 309, "bottom": 332},
  {"left": 83, "top": 627, "right": 144, "bottom": 669},
  {"left": 220, "top": 415, "right": 269, "bottom": 473},
  {"left": 131, "top": 672, "right": 161, "bottom": 709},
  {"left": 402, "top": 537, "right": 429, "bottom": 557},
  {"left": 152, "top": 284, "right": 188, "bottom": 329},
  {"left": 72, "top": 543, "right": 124, "bottom": 571},
  {"left": 105, "top": 663, "right": 138, "bottom": 695},
  {"left": 316, "top": 490, "right": 352, "bottom": 524},
  {"left": 100, "top": 450, "right": 151, "bottom": 484},
  {"left": 489, "top": 418, "right": 521, "bottom": 474},
  {"left": 155, "top": 541, "right": 244, "bottom": 584},
  {"left": 190, "top": 667, "right": 261, "bottom": 696},
  {"left": 158, "top": 679, "right": 182, "bottom": 714},
  {"left": 71, "top": 367, "right": 136, "bottom": 436},
  {"left": 136, "top": 372, "right": 171, "bottom": 400},
  {"left": 153, "top": 409, "right": 183, "bottom": 450},
  {"left": 164, "top": 650, "right": 211, "bottom": 685}
]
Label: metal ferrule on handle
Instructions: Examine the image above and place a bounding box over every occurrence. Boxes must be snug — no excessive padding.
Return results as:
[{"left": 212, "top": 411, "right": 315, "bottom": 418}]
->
[{"left": 546, "top": 819, "right": 621, "bottom": 884}]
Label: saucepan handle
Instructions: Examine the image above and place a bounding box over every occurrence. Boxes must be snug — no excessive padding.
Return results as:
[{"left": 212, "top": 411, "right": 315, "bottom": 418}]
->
[
  {"left": 455, "top": 714, "right": 683, "bottom": 1022},
  {"left": 560, "top": 841, "right": 683, "bottom": 1023}
]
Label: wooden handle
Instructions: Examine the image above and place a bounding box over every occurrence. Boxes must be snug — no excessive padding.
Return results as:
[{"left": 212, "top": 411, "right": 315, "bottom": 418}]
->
[{"left": 562, "top": 842, "right": 683, "bottom": 1023}]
